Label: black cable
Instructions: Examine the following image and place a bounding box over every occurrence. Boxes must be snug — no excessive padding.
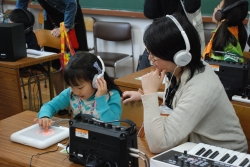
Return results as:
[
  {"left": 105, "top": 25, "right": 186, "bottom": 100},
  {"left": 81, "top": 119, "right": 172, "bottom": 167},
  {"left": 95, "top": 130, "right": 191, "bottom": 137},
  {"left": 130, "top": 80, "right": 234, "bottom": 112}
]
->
[
  {"left": 30, "top": 146, "right": 59, "bottom": 167},
  {"left": 29, "top": 129, "right": 69, "bottom": 166}
]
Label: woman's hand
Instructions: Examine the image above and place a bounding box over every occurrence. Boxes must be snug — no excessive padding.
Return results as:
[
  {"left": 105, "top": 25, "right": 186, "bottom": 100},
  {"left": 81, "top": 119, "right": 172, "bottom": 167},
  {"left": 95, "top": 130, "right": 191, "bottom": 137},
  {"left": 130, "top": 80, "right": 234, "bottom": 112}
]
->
[
  {"left": 34, "top": 117, "right": 54, "bottom": 132},
  {"left": 95, "top": 78, "right": 108, "bottom": 97},
  {"left": 122, "top": 91, "right": 141, "bottom": 104},
  {"left": 51, "top": 28, "right": 61, "bottom": 37},
  {"left": 141, "top": 69, "right": 166, "bottom": 94}
]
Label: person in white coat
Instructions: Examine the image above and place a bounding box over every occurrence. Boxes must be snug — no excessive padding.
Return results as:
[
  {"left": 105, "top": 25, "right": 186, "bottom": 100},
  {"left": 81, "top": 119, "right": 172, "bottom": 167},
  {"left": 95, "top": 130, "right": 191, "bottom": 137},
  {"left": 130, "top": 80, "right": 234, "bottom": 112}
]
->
[{"left": 123, "top": 13, "right": 247, "bottom": 153}]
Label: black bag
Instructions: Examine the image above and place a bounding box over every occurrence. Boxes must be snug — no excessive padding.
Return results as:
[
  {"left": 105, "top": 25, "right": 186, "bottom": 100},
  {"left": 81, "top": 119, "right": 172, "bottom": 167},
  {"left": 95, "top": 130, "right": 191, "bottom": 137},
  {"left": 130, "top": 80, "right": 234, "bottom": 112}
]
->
[{"left": 136, "top": 49, "right": 152, "bottom": 71}]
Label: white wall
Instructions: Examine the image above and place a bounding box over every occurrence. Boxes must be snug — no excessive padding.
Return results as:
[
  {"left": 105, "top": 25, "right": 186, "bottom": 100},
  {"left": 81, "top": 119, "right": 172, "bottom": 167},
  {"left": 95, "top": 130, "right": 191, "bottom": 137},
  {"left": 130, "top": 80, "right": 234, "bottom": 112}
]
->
[{"left": 3, "top": 4, "right": 152, "bottom": 78}]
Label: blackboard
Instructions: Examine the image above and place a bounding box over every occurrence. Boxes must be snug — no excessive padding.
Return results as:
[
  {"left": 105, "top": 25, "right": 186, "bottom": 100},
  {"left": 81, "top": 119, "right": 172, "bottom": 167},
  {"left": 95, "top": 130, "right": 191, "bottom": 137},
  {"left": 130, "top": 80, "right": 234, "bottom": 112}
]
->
[{"left": 79, "top": 0, "right": 250, "bottom": 16}]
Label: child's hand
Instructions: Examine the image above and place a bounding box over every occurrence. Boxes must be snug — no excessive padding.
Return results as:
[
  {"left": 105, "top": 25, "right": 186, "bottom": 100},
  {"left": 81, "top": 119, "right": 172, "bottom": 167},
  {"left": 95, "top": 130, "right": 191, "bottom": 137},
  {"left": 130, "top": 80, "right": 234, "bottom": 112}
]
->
[
  {"left": 34, "top": 117, "right": 54, "bottom": 132},
  {"left": 95, "top": 78, "right": 108, "bottom": 97}
]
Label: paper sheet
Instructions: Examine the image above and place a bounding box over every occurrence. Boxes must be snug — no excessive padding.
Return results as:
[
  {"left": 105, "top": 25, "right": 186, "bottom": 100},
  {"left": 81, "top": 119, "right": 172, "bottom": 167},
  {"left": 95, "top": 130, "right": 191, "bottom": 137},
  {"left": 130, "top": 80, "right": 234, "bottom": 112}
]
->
[{"left": 27, "top": 49, "right": 57, "bottom": 58}]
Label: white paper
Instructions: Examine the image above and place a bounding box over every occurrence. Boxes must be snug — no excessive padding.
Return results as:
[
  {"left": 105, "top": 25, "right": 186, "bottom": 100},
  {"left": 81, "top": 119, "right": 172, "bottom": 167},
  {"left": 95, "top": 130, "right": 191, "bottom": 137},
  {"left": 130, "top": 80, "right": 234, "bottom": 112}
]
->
[{"left": 27, "top": 49, "right": 57, "bottom": 58}]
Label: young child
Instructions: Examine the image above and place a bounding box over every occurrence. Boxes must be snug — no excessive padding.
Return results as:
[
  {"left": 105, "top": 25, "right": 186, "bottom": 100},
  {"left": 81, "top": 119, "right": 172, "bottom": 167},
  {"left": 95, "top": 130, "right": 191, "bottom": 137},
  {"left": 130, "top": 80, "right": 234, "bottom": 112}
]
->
[
  {"left": 203, "top": 0, "right": 248, "bottom": 62},
  {"left": 34, "top": 52, "right": 123, "bottom": 131},
  {"left": 8, "top": 9, "right": 40, "bottom": 50}
]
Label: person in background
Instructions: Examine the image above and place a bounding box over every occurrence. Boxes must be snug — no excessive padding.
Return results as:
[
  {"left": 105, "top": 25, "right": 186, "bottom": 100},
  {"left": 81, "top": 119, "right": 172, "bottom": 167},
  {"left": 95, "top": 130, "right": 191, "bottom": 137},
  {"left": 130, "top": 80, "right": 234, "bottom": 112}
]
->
[
  {"left": 34, "top": 52, "right": 122, "bottom": 131},
  {"left": 137, "top": 0, "right": 205, "bottom": 71},
  {"left": 8, "top": 8, "right": 40, "bottom": 50},
  {"left": 16, "top": 0, "right": 89, "bottom": 114},
  {"left": 123, "top": 14, "right": 247, "bottom": 153},
  {"left": 203, "top": 0, "right": 248, "bottom": 62}
]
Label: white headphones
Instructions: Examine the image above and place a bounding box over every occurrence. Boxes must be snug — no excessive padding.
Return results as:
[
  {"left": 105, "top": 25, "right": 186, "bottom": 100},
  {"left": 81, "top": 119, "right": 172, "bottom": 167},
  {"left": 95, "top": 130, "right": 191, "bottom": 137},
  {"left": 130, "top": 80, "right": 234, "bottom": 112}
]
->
[
  {"left": 166, "top": 15, "right": 192, "bottom": 67},
  {"left": 92, "top": 55, "right": 105, "bottom": 88}
]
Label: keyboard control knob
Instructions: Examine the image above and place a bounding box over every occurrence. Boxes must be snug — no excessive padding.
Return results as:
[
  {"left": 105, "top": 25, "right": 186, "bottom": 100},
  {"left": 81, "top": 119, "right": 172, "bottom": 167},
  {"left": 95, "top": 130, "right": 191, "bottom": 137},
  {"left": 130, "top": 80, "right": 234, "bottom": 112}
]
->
[
  {"left": 99, "top": 122, "right": 105, "bottom": 127},
  {"left": 106, "top": 124, "right": 112, "bottom": 129}
]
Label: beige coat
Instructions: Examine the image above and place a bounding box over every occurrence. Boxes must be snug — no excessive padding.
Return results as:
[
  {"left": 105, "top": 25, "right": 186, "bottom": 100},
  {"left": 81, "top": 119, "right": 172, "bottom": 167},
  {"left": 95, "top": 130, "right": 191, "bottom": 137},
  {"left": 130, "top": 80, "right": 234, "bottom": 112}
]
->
[{"left": 141, "top": 61, "right": 247, "bottom": 153}]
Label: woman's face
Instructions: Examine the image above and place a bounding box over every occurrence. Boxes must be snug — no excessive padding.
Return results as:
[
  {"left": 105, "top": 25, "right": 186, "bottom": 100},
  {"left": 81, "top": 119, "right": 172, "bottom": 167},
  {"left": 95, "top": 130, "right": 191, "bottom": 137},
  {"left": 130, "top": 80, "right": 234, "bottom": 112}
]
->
[
  {"left": 147, "top": 51, "right": 178, "bottom": 74},
  {"left": 212, "top": 0, "right": 224, "bottom": 24}
]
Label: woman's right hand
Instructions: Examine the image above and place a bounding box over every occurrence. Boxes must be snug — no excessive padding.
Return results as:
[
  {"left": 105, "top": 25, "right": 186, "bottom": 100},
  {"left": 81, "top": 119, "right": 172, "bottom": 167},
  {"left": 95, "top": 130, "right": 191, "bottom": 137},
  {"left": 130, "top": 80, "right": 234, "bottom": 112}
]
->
[
  {"left": 122, "top": 91, "right": 141, "bottom": 104},
  {"left": 34, "top": 117, "right": 54, "bottom": 132}
]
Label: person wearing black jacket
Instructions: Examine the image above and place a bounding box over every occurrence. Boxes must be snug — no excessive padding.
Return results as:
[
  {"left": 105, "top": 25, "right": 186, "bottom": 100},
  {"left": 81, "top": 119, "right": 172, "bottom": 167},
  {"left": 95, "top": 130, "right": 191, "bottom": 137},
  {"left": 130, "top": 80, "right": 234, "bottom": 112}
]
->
[
  {"left": 143, "top": 0, "right": 201, "bottom": 19},
  {"left": 137, "top": 0, "right": 203, "bottom": 71}
]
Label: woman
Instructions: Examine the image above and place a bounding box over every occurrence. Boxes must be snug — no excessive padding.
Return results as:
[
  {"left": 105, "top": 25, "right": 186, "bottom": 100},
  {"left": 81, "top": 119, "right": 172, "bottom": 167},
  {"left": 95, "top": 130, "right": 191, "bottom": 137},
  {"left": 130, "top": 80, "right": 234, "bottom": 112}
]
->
[
  {"left": 123, "top": 13, "right": 247, "bottom": 153},
  {"left": 203, "top": 0, "right": 248, "bottom": 62}
]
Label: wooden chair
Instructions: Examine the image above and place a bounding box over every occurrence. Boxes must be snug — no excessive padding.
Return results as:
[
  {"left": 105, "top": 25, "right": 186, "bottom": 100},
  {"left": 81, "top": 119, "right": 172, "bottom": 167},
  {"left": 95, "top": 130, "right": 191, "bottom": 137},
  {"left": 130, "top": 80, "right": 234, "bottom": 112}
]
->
[
  {"left": 93, "top": 21, "right": 134, "bottom": 79},
  {"left": 84, "top": 16, "right": 96, "bottom": 32},
  {"left": 34, "top": 29, "right": 61, "bottom": 50},
  {"left": 37, "top": 11, "right": 44, "bottom": 28}
]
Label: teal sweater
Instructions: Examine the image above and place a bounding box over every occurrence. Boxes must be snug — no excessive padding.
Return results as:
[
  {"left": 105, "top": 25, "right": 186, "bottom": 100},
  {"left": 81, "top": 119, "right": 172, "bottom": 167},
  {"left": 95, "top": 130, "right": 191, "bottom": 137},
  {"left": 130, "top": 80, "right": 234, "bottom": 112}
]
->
[{"left": 38, "top": 87, "right": 122, "bottom": 123}]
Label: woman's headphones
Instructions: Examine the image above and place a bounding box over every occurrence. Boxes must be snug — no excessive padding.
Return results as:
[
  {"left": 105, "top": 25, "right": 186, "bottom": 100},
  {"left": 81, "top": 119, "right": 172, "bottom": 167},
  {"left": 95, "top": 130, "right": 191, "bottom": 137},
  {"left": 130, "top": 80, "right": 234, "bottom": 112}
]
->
[
  {"left": 166, "top": 15, "right": 192, "bottom": 67},
  {"left": 92, "top": 56, "right": 105, "bottom": 88},
  {"left": 215, "top": 0, "right": 248, "bottom": 21}
]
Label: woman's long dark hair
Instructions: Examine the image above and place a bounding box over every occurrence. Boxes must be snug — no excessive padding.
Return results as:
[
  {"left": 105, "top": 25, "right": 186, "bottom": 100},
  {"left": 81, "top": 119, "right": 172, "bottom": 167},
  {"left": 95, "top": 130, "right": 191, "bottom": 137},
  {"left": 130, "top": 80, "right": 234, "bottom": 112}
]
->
[
  {"left": 213, "top": 0, "right": 248, "bottom": 53},
  {"left": 64, "top": 51, "right": 122, "bottom": 96},
  {"left": 143, "top": 13, "right": 205, "bottom": 81}
]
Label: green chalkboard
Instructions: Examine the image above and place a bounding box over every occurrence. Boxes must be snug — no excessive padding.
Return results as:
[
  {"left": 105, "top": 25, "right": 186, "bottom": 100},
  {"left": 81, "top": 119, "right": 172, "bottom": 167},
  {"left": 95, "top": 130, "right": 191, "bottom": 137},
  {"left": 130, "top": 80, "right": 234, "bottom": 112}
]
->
[
  {"left": 79, "top": 0, "right": 250, "bottom": 16},
  {"left": 80, "top": 0, "right": 144, "bottom": 12}
]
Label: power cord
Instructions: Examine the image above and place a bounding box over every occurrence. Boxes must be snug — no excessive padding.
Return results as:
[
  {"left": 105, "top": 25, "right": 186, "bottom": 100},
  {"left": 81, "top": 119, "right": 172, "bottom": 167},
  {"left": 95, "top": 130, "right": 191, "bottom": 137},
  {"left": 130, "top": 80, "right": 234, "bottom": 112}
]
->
[{"left": 129, "top": 148, "right": 150, "bottom": 167}]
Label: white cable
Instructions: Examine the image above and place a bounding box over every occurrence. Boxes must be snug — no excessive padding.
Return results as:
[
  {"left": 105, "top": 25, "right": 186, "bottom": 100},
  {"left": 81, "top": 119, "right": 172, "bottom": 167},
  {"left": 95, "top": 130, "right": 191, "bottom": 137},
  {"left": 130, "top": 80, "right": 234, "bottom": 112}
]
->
[
  {"left": 129, "top": 148, "right": 150, "bottom": 167},
  {"left": 129, "top": 153, "right": 147, "bottom": 167},
  {"left": 165, "top": 66, "right": 179, "bottom": 98}
]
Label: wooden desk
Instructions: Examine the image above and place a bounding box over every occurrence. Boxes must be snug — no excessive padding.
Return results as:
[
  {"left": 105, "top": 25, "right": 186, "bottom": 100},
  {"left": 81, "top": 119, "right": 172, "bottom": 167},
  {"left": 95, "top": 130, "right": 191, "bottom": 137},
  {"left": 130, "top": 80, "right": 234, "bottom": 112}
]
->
[
  {"left": 0, "top": 54, "right": 60, "bottom": 120},
  {"left": 115, "top": 67, "right": 250, "bottom": 153},
  {"left": 0, "top": 110, "right": 154, "bottom": 166}
]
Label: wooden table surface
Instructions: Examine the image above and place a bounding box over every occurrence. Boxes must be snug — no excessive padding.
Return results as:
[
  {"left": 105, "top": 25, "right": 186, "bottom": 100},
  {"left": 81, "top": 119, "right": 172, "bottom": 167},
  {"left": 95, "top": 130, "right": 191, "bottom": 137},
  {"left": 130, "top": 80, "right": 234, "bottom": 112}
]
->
[
  {"left": 0, "top": 54, "right": 60, "bottom": 69},
  {"left": 0, "top": 111, "right": 154, "bottom": 167}
]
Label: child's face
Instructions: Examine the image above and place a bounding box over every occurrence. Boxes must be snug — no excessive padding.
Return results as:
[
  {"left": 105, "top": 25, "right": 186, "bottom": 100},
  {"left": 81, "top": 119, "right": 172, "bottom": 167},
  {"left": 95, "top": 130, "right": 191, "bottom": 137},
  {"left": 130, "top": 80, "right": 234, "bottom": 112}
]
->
[
  {"left": 71, "top": 80, "right": 96, "bottom": 100},
  {"left": 212, "top": 0, "right": 224, "bottom": 24}
]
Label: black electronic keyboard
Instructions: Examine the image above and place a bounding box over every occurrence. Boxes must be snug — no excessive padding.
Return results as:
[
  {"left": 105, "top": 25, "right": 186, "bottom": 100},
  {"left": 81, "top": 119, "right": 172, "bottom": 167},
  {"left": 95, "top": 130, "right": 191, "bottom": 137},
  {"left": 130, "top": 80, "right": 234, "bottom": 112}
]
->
[{"left": 150, "top": 142, "right": 249, "bottom": 167}]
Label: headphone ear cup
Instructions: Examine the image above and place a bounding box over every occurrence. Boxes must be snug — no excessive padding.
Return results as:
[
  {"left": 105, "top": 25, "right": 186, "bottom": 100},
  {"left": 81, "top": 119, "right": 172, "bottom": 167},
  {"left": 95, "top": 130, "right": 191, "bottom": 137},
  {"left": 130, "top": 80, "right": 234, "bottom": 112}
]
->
[
  {"left": 215, "top": 9, "right": 224, "bottom": 21},
  {"left": 173, "top": 50, "right": 192, "bottom": 67},
  {"left": 92, "top": 74, "right": 98, "bottom": 88}
]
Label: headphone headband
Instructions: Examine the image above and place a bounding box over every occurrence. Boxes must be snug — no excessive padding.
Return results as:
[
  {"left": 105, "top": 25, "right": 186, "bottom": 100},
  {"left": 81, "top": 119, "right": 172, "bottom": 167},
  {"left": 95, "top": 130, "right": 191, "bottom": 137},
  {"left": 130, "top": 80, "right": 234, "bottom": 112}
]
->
[
  {"left": 223, "top": 0, "right": 248, "bottom": 13},
  {"left": 165, "top": 15, "right": 192, "bottom": 67},
  {"left": 215, "top": 0, "right": 248, "bottom": 21},
  {"left": 166, "top": 15, "right": 190, "bottom": 56},
  {"left": 20, "top": 8, "right": 34, "bottom": 34}
]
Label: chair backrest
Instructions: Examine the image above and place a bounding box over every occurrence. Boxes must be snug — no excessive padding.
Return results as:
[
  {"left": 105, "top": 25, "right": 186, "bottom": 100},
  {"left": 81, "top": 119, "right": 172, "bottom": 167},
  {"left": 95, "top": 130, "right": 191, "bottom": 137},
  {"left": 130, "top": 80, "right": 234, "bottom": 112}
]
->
[
  {"left": 38, "top": 11, "right": 44, "bottom": 25},
  {"left": 84, "top": 16, "right": 95, "bottom": 32},
  {"left": 34, "top": 29, "right": 61, "bottom": 50},
  {"left": 93, "top": 21, "right": 133, "bottom": 54}
]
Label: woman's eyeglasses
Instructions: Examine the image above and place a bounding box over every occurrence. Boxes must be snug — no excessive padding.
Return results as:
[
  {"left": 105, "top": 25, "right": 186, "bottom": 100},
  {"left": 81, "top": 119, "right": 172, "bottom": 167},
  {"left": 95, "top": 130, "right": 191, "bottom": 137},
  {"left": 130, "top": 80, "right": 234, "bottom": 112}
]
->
[{"left": 146, "top": 48, "right": 160, "bottom": 62}]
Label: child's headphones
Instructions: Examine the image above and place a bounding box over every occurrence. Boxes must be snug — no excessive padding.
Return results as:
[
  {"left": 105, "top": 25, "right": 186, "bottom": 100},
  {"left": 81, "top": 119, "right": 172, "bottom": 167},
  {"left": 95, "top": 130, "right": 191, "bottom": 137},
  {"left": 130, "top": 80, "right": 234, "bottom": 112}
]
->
[
  {"left": 20, "top": 8, "right": 34, "bottom": 34},
  {"left": 215, "top": 0, "right": 248, "bottom": 22},
  {"left": 166, "top": 15, "right": 192, "bottom": 67},
  {"left": 92, "top": 56, "right": 105, "bottom": 88}
]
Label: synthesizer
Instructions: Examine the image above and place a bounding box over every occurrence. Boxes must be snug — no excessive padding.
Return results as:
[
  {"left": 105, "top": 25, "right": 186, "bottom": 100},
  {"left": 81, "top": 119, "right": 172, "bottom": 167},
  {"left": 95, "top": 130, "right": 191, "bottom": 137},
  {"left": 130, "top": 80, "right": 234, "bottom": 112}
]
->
[{"left": 150, "top": 142, "right": 250, "bottom": 167}]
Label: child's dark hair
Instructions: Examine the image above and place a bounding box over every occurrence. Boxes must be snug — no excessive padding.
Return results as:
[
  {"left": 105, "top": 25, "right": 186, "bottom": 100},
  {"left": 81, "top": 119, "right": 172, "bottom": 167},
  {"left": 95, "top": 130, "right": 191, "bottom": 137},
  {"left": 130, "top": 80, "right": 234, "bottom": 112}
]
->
[
  {"left": 8, "top": 9, "right": 35, "bottom": 30},
  {"left": 64, "top": 51, "right": 122, "bottom": 96},
  {"left": 213, "top": 0, "right": 248, "bottom": 53}
]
